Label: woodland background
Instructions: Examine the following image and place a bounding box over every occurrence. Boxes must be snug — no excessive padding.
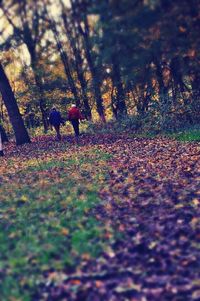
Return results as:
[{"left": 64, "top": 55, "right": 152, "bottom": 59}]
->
[{"left": 0, "top": 0, "right": 199, "bottom": 145}]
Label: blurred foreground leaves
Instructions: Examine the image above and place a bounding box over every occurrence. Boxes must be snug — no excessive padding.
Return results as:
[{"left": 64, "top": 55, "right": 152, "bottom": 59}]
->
[{"left": 0, "top": 133, "right": 199, "bottom": 300}]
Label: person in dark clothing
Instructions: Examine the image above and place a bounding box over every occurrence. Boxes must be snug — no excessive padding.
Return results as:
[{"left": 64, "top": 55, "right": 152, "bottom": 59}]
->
[
  {"left": 68, "top": 104, "right": 83, "bottom": 141},
  {"left": 49, "top": 107, "right": 64, "bottom": 140}
]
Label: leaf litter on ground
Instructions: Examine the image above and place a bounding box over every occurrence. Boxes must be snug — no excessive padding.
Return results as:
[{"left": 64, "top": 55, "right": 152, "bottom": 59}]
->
[{"left": 0, "top": 133, "right": 199, "bottom": 301}]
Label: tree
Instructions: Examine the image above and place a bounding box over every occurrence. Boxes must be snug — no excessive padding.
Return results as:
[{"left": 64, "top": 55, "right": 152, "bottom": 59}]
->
[
  {"left": 0, "top": 123, "right": 8, "bottom": 142},
  {"left": 0, "top": 0, "right": 49, "bottom": 131},
  {"left": 59, "top": 0, "right": 92, "bottom": 120},
  {"left": 70, "top": 0, "right": 106, "bottom": 122},
  {"left": 0, "top": 63, "right": 30, "bottom": 145},
  {"left": 44, "top": 7, "right": 80, "bottom": 105}
]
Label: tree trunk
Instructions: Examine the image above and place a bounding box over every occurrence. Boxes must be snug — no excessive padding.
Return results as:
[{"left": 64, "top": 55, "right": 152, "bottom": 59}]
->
[
  {"left": 34, "top": 70, "right": 49, "bottom": 132},
  {"left": 30, "top": 57, "right": 49, "bottom": 132},
  {"left": 99, "top": 0, "right": 127, "bottom": 119},
  {"left": 154, "top": 59, "right": 169, "bottom": 109},
  {"left": 111, "top": 55, "right": 127, "bottom": 118},
  {"left": 49, "top": 17, "right": 80, "bottom": 105},
  {"left": 82, "top": 25, "right": 105, "bottom": 122},
  {"left": 61, "top": 10, "right": 92, "bottom": 119},
  {"left": 0, "top": 3, "right": 48, "bottom": 132},
  {"left": 58, "top": 48, "right": 80, "bottom": 105},
  {"left": 24, "top": 39, "right": 48, "bottom": 132},
  {"left": 0, "top": 63, "right": 31, "bottom": 145},
  {"left": 0, "top": 124, "right": 9, "bottom": 142},
  {"left": 0, "top": 132, "right": 3, "bottom": 156},
  {"left": 70, "top": 1, "right": 106, "bottom": 122},
  {"left": 170, "top": 56, "right": 190, "bottom": 93}
]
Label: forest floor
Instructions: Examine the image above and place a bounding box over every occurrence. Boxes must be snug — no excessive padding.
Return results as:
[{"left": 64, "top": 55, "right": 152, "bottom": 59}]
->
[{"left": 0, "top": 133, "right": 200, "bottom": 301}]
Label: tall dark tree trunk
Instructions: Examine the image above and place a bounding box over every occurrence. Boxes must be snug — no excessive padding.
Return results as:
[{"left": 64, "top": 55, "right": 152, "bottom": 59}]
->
[
  {"left": 0, "top": 63, "right": 30, "bottom": 145},
  {"left": 0, "top": 124, "right": 8, "bottom": 142}
]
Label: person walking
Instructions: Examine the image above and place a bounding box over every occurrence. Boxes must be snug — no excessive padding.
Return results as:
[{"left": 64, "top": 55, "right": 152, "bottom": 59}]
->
[
  {"left": 49, "top": 107, "right": 64, "bottom": 141},
  {"left": 68, "top": 104, "right": 83, "bottom": 142}
]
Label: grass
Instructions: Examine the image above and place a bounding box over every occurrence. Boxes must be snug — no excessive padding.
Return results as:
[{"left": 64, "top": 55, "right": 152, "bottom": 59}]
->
[
  {"left": 87, "top": 116, "right": 200, "bottom": 142},
  {"left": 0, "top": 148, "right": 112, "bottom": 301},
  {"left": 131, "top": 128, "right": 200, "bottom": 142},
  {"left": 169, "top": 128, "right": 200, "bottom": 142}
]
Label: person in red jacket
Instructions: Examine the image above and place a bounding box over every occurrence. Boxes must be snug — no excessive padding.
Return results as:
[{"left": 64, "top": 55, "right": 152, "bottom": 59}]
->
[{"left": 68, "top": 104, "right": 83, "bottom": 140}]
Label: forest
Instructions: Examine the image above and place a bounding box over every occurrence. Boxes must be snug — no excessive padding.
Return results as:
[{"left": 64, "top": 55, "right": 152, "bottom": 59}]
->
[
  {"left": 0, "top": 1, "right": 200, "bottom": 301},
  {"left": 0, "top": 0, "right": 199, "bottom": 145}
]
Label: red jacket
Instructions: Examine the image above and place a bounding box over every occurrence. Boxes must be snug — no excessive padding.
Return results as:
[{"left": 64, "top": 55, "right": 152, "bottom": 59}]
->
[{"left": 68, "top": 107, "right": 83, "bottom": 120}]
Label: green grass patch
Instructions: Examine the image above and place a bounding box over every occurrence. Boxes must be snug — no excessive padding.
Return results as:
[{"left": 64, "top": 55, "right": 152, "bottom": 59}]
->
[
  {"left": 169, "top": 128, "right": 200, "bottom": 142},
  {"left": 0, "top": 149, "right": 111, "bottom": 301},
  {"left": 129, "top": 127, "right": 200, "bottom": 142}
]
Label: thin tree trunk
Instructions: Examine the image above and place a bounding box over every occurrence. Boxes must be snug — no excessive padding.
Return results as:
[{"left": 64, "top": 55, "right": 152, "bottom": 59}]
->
[
  {"left": 31, "top": 57, "right": 49, "bottom": 132},
  {"left": 24, "top": 43, "right": 49, "bottom": 132},
  {"left": 154, "top": 59, "right": 169, "bottom": 112},
  {"left": 57, "top": 44, "right": 79, "bottom": 105},
  {"left": 81, "top": 19, "right": 105, "bottom": 122},
  {"left": 111, "top": 55, "right": 127, "bottom": 118},
  {"left": 70, "top": 1, "right": 106, "bottom": 122},
  {"left": 48, "top": 16, "right": 79, "bottom": 105},
  {"left": 0, "top": 132, "right": 3, "bottom": 156},
  {"left": 0, "top": 100, "right": 4, "bottom": 121},
  {"left": 61, "top": 7, "right": 92, "bottom": 119},
  {"left": 110, "top": 85, "right": 118, "bottom": 119},
  {"left": 0, "top": 63, "right": 31, "bottom": 145},
  {"left": 99, "top": 0, "right": 127, "bottom": 119}
]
